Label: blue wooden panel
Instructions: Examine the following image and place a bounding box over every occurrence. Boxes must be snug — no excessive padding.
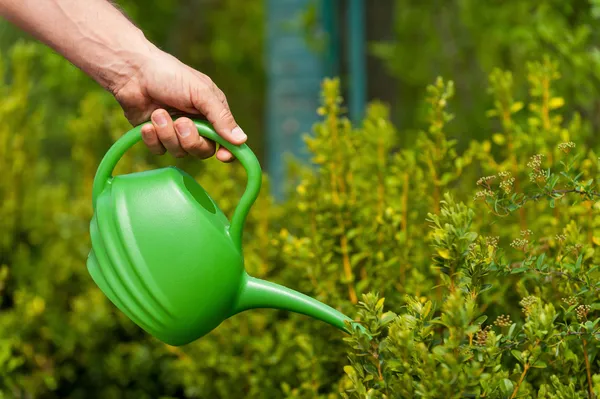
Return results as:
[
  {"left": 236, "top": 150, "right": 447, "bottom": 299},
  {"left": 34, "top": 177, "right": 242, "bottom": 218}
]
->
[
  {"left": 348, "top": 0, "right": 366, "bottom": 123},
  {"left": 265, "top": 0, "right": 326, "bottom": 200}
]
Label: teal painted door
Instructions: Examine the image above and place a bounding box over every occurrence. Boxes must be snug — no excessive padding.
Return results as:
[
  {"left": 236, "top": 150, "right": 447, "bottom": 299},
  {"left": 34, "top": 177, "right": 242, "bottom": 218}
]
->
[{"left": 265, "top": 0, "right": 325, "bottom": 200}]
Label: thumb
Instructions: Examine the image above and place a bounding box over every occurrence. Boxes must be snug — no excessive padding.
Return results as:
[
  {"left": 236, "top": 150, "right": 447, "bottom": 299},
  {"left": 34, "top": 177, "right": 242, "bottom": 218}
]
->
[{"left": 193, "top": 91, "right": 247, "bottom": 145}]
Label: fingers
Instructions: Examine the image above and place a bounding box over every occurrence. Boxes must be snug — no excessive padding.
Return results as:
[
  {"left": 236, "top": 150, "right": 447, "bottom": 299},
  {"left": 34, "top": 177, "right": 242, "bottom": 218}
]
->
[
  {"left": 143, "top": 110, "right": 217, "bottom": 159},
  {"left": 173, "top": 117, "right": 216, "bottom": 159},
  {"left": 216, "top": 147, "right": 235, "bottom": 163},
  {"left": 141, "top": 124, "right": 166, "bottom": 155},
  {"left": 151, "top": 110, "right": 185, "bottom": 157}
]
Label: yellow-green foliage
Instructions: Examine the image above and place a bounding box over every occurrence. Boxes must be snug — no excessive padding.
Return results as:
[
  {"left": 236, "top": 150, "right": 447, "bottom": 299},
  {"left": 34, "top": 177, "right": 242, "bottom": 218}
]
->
[{"left": 2, "top": 39, "right": 600, "bottom": 399}]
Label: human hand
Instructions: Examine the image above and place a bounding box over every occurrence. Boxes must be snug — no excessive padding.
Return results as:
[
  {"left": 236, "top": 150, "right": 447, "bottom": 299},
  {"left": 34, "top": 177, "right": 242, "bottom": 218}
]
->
[
  {"left": 0, "top": 0, "right": 245, "bottom": 161},
  {"left": 111, "top": 47, "right": 245, "bottom": 162}
]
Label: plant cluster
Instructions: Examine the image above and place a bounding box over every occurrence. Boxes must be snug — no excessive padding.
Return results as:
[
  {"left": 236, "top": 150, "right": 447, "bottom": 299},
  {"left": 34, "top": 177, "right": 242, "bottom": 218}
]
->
[{"left": 2, "top": 23, "right": 600, "bottom": 399}]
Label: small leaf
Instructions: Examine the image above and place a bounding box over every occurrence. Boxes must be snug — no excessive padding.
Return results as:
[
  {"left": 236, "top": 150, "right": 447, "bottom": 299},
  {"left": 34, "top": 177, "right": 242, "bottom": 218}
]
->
[
  {"left": 531, "top": 360, "right": 547, "bottom": 368},
  {"left": 344, "top": 366, "right": 357, "bottom": 380},
  {"left": 507, "top": 323, "right": 517, "bottom": 338},
  {"left": 510, "top": 102, "right": 524, "bottom": 113},
  {"left": 375, "top": 297, "right": 385, "bottom": 312},
  {"left": 380, "top": 311, "right": 397, "bottom": 325},
  {"left": 511, "top": 349, "right": 524, "bottom": 364},
  {"left": 479, "top": 284, "right": 493, "bottom": 293},
  {"left": 500, "top": 379, "right": 515, "bottom": 394},
  {"left": 549, "top": 97, "right": 565, "bottom": 110},
  {"left": 536, "top": 253, "right": 545, "bottom": 269},
  {"left": 422, "top": 300, "right": 432, "bottom": 318},
  {"left": 437, "top": 248, "right": 451, "bottom": 260},
  {"left": 575, "top": 254, "right": 583, "bottom": 271},
  {"left": 492, "top": 133, "right": 506, "bottom": 145}
]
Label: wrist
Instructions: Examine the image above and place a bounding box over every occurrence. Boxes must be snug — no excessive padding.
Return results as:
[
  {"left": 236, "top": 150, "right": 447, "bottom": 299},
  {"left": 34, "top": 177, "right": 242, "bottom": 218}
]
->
[{"left": 99, "top": 28, "right": 157, "bottom": 96}]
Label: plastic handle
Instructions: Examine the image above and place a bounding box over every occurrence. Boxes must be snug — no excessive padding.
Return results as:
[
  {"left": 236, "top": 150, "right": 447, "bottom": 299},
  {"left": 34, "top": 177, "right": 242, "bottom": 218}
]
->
[{"left": 91, "top": 120, "right": 262, "bottom": 250}]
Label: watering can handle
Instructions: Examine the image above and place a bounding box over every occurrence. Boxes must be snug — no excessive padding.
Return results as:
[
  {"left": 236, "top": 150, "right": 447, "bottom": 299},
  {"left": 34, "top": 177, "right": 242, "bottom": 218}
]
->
[{"left": 91, "top": 119, "right": 262, "bottom": 250}]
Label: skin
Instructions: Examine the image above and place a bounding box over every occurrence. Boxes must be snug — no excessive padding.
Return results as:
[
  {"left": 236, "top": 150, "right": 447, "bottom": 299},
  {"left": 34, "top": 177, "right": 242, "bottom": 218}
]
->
[{"left": 0, "top": 0, "right": 245, "bottom": 162}]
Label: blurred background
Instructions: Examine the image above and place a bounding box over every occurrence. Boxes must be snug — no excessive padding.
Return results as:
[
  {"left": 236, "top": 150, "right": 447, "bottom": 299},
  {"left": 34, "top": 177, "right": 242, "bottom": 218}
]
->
[
  {"left": 2, "top": 0, "right": 598, "bottom": 199},
  {"left": 1, "top": 1, "right": 600, "bottom": 398}
]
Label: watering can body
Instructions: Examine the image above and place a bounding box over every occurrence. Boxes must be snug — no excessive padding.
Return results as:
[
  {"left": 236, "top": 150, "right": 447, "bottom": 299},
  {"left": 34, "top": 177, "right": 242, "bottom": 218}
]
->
[{"left": 88, "top": 120, "right": 356, "bottom": 346}]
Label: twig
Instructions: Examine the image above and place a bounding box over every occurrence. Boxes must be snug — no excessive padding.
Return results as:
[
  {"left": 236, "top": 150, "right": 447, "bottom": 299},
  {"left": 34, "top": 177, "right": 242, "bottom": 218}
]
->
[
  {"left": 510, "top": 363, "right": 530, "bottom": 399},
  {"left": 583, "top": 338, "right": 594, "bottom": 399}
]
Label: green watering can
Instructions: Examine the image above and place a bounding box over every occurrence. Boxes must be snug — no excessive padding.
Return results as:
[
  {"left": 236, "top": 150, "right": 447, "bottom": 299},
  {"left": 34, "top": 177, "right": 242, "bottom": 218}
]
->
[{"left": 87, "top": 119, "right": 357, "bottom": 346}]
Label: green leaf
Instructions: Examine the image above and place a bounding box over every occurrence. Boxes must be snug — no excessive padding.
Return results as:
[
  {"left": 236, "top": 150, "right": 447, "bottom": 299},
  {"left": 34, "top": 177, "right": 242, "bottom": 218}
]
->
[
  {"left": 511, "top": 350, "right": 524, "bottom": 364},
  {"left": 510, "top": 102, "right": 524, "bottom": 113},
  {"left": 500, "top": 379, "right": 515, "bottom": 395},
  {"left": 536, "top": 253, "right": 545, "bottom": 269},
  {"left": 548, "top": 97, "right": 565, "bottom": 110},
  {"left": 479, "top": 284, "right": 493, "bottom": 293},
  {"left": 492, "top": 133, "right": 506, "bottom": 145},
  {"left": 575, "top": 254, "right": 583, "bottom": 271},
  {"left": 380, "top": 311, "right": 397, "bottom": 325},
  {"left": 344, "top": 366, "right": 358, "bottom": 382},
  {"left": 531, "top": 360, "right": 547, "bottom": 368},
  {"left": 375, "top": 297, "right": 385, "bottom": 312}
]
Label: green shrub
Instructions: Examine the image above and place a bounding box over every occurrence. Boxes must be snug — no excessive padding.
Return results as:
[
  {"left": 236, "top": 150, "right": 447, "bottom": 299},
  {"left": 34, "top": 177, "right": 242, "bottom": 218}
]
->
[
  {"left": 333, "top": 59, "right": 600, "bottom": 398},
  {"left": 2, "top": 38, "right": 600, "bottom": 399},
  {"left": 372, "top": 0, "right": 600, "bottom": 147}
]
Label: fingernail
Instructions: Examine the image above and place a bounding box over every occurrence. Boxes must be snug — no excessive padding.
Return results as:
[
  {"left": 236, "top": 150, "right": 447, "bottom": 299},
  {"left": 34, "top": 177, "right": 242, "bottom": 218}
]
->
[
  {"left": 153, "top": 112, "right": 168, "bottom": 127},
  {"left": 177, "top": 124, "right": 192, "bottom": 137},
  {"left": 231, "top": 126, "right": 247, "bottom": 141}
]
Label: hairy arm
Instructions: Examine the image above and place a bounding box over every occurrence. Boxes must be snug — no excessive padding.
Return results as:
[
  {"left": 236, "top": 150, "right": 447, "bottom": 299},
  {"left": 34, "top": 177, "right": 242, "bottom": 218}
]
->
[
  {"left": 0, "top": 0, "right": 246, "bottom": 162},
  {"left": 0, "top": 0, "right": 152, "bottom": 93}
]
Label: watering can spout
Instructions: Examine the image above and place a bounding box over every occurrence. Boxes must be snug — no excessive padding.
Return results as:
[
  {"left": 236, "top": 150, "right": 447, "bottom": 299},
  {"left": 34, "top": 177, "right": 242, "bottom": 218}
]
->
[{"left": 232, "top": 273, "right": 354, "bottom": 334}]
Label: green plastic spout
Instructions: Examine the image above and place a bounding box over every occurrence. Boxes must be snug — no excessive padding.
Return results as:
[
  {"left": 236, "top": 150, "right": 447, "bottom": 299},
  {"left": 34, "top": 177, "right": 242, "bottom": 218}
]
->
[{"left": 232, "top": 273, "right": 356, "bottom": 334}]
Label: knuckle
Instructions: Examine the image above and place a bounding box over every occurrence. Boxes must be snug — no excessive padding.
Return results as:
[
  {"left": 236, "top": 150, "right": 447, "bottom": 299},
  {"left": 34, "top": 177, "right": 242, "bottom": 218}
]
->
[
  {"left": 156, "top": 127, "right": 176, "bottom": 140},
  {"left": 215, "top": 88, "right": 226, "bottom": 101},
  {"left": 200, "top": 75, "right": 214, "bottom": 86},
  {"left": 196, "top": 100, "right": 212, "bottom": 116},
  {"left": 218, "top": 107, "right": 235, "bottom": 125},
  {"left": 192, "top": 139, "right": 215, "bottom": 157},
  {"left": 200, "top": 144, "right": 216, "bottom": 158},
  {"left": 180, "top": 139, "right": 196, "bottom": 151},
  {"left": 196, "top": 83, "right": 212, "bottom": 97}
]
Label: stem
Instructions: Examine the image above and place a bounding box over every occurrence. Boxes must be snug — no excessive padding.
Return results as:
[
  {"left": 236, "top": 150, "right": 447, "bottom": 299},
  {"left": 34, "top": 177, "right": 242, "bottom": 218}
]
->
[
  {"left": 308, "top": 206, "right": 323, "bottom": 292},
  {"left": 377, "top": 138, "right": 385, "bottom": 221},
  {"left": 425, "top": 151, "right": 443, "bottom": 301},
  {"left": 541, "top": 77, "right": 551, "bottom": 132},
  {"left": 372, "top": 350, "right": 384, "bottom": 381},
  {"left": 400, "top": 172, "right": 409, "bottom": 285},
  {"left": 340, "top": 232, "right": 358, "bottom": 304},
  {"left": 588, "top": 203, "right": 594, "bottom": 246},
  {"left": 500, "top": 100, "right": 527, "bottom": 231},
  {"left": 328, "top": 104, "right": 356, "bottom": 304},
  {"left": 401, "top": 172, "right": 409, "bottom": 232},
  {"left": 427, "top": 155, "right": 441, "bottom": 214},
  {"left": 583, "top": 338, "right": 594, "bottom": 399},
  {"left": 510, "top": 363, "right": 530, "bottom": 399}
]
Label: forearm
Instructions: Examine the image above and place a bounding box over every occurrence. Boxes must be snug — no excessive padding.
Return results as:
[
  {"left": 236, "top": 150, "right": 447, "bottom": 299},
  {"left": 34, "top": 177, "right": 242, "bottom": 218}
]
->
[{"left": 0, "top": 0, "right": 155, "bottom": 93}]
